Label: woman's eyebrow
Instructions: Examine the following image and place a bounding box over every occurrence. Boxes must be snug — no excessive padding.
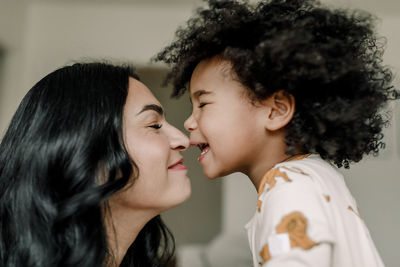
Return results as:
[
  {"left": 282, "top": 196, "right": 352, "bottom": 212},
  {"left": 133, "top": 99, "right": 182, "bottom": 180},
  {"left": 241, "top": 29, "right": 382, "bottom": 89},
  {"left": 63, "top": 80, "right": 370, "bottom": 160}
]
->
[{"left": 137, "top": 104, "right": 164, "bottom": 116}]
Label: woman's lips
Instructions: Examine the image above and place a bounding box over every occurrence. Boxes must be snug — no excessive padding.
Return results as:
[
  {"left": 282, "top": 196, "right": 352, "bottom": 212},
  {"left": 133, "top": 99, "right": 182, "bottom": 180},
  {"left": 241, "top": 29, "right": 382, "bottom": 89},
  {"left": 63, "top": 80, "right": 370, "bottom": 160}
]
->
[{"left": 168, "top": 158, "right": 187, "bottom": 170}]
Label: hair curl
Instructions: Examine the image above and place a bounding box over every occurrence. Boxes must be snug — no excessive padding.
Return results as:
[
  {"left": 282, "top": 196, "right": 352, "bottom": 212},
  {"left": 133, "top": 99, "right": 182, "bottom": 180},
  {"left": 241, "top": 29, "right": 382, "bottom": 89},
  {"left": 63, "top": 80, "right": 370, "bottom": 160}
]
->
[
  {"left": 156, "top": 0, "right": 398, "bottom": 168},
  {"left": 0, "top": 62, "right": 174, "bottom": 266}
]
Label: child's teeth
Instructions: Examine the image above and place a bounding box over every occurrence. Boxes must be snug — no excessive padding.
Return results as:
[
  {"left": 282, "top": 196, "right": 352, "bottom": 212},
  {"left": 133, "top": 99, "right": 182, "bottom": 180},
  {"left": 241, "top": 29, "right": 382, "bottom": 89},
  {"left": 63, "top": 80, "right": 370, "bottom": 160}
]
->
[{"left": 201, "top": 147, "right": 209, "bottom": 155}]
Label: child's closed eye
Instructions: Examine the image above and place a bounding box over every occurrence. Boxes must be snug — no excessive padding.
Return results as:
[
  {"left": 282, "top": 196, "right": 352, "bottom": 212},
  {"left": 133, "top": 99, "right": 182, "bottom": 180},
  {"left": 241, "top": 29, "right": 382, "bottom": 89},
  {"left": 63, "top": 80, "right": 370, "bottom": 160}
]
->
[
  {"left": 198, "top": 103, "right": 208, "bottom": 108},
  {"left": 149, "top": 123, "right": 162, "bottom": 129}
]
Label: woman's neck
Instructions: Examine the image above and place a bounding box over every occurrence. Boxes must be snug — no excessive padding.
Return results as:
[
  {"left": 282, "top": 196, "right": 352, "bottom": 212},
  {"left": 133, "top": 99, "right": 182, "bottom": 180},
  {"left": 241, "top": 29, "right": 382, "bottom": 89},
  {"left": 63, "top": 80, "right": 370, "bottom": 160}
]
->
[{"left": 104, "top": 204, "right": 158, "bottom": 266}]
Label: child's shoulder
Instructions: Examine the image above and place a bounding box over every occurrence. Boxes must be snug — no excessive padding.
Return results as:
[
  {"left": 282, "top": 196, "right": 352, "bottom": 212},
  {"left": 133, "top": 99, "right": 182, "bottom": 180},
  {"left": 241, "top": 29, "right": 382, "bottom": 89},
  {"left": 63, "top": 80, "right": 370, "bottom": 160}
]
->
[
  {"left": 280, "top": 153, "right": 336, "bottom": 172},
  {"left": 277, "top": 154, "right": 339, "bottom": 180},
  {"left": 279, "top": 154, "right": 335, "bottom": 176},
  {"left": 258, "top": 154, "right": 340, "bottom": 196}
]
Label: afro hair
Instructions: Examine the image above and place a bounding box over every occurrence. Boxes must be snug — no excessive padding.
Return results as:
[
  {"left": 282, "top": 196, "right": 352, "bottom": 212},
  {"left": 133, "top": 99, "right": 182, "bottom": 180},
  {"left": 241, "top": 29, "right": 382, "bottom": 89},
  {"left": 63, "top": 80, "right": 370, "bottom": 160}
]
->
[{"left": 155, "top": 0, "right": 398, "bottom": 168}]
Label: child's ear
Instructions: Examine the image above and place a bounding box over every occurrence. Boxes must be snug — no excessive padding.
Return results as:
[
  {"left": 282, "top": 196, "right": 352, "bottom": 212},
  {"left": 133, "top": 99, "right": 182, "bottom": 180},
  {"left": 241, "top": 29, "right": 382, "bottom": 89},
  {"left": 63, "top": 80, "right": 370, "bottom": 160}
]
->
[{"left": 263, "top": 90, "right": 295, "bottom": 131}]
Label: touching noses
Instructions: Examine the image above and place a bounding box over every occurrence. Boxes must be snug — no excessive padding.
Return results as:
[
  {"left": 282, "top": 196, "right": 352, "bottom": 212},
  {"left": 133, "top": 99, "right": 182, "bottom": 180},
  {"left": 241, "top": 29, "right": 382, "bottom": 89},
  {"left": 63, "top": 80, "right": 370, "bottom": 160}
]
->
[
  {"left": 169, "top": 125, "right": 189, "bottom": 151},
  {"left": 184, "top": 113, "right": 197, "bottom": 132}
]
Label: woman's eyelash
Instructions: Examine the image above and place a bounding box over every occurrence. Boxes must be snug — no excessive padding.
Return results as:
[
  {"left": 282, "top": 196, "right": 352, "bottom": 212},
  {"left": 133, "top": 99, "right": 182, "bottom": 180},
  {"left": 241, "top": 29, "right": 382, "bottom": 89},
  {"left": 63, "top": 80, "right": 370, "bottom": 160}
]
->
[
  {"left": 199, "top": 103, "right": 207, "bottom": 108},
  {"left": 149, "top": 124, "right": 162, "bottom": 129}
]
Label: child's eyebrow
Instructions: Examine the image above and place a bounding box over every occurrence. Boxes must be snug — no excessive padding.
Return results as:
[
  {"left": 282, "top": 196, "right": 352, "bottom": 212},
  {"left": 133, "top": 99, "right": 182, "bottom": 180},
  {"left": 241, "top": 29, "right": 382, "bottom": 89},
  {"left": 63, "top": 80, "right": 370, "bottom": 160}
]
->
[{"left": 191, "top": 89, "right": 213, "bottom": 100}]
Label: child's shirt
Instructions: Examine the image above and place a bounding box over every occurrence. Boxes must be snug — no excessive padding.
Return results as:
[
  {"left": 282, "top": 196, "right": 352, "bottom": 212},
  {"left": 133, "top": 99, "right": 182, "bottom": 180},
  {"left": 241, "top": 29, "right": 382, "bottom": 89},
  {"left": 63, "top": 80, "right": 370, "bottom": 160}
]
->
[{"left": 245, "top": 154, "right": 385, "bottom": 267}]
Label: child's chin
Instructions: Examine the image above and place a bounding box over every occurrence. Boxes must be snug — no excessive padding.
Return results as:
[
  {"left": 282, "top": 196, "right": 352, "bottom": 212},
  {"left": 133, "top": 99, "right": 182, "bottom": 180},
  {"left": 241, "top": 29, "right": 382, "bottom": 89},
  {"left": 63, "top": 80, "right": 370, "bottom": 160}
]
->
[
  {"left": 203, "top": 169, "right": 224, "bottom": 180},
  {"left": 203, "top": 169, "right": 221, "bottom": 180}
]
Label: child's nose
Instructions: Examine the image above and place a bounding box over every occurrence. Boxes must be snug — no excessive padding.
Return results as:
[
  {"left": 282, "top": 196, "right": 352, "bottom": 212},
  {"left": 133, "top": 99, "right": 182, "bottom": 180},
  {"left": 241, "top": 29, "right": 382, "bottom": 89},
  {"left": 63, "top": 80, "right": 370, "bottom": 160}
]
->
[{"left": 184, "top": 114, "right": 197, "bottom": 132}]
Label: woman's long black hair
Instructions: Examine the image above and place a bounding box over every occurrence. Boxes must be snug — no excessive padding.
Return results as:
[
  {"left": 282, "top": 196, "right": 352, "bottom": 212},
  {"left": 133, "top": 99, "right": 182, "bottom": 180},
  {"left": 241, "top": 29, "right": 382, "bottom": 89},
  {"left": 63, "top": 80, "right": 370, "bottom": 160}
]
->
[{"left": 0, "top": 62, "right": 174, "bottom": 266}]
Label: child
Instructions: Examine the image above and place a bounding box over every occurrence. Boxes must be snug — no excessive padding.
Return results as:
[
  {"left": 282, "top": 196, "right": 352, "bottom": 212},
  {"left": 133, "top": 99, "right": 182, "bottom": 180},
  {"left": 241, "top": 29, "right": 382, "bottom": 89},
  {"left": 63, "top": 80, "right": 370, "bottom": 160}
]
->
[{"left": 156, "top": 0, "right": 398, "bottom": 266}]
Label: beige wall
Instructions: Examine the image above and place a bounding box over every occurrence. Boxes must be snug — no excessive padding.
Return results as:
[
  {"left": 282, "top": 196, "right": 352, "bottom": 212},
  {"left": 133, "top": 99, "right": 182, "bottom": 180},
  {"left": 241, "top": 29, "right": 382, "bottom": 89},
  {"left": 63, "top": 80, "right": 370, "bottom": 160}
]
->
[{"left": 0, "top": 0, "right": 27, "bottom": 134}]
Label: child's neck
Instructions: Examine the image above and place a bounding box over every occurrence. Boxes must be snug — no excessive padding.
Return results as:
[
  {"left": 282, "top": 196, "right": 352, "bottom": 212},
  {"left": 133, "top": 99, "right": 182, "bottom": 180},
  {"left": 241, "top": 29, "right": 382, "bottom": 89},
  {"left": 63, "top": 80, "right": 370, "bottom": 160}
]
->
[
  {"left": 247, "top": 150, "right": 291, "bottom": 192},
  {"left": 243, "top": 128, "right": 304, "bottom": 192},
  {"left": 245, "top": 128, "right": 303, "bottom": 192}
]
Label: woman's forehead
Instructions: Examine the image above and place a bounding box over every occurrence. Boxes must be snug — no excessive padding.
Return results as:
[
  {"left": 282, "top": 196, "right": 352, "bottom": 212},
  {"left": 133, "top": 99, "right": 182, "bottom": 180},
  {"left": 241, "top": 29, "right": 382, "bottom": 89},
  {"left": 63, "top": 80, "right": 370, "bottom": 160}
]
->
[{"left": 126, "top": 78, "right": 162, "bottom": 112}]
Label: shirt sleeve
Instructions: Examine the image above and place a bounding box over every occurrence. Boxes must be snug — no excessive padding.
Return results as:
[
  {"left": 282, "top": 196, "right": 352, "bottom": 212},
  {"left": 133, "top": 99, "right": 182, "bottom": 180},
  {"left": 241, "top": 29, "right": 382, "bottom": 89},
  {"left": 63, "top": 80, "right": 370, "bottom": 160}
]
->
[{"left": 255, "top": 166, "right": 335, "bottom": 267}]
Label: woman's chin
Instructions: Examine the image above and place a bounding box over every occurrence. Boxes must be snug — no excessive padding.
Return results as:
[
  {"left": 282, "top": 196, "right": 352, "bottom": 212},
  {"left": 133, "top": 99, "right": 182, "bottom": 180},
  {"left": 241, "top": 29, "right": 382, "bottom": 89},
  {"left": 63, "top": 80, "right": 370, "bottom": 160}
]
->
[{"left": 164, "top": 180, "right": 192, "bottom": 211}]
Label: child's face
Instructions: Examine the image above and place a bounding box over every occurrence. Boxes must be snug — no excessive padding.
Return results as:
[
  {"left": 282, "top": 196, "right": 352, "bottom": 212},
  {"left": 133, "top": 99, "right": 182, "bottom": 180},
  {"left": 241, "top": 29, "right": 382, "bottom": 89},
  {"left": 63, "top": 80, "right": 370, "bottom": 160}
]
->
[{"left": 184, "top": 57, "right": 269, "bottom": 179}]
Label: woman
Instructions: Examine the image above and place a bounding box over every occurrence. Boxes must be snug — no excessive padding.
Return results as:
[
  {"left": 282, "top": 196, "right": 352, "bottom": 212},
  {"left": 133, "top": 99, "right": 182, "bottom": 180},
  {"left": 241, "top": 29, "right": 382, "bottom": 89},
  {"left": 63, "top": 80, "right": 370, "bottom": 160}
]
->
[{"left": 0, "top": 62, "right": 191, "bottom": 267}]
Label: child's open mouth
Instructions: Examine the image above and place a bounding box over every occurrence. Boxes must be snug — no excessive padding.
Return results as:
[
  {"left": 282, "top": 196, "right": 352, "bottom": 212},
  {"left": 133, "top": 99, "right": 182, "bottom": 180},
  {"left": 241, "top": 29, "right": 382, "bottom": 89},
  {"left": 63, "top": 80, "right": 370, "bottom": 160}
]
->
[{"left": 197, "top": 143, "right": 210, "bottom": 162}]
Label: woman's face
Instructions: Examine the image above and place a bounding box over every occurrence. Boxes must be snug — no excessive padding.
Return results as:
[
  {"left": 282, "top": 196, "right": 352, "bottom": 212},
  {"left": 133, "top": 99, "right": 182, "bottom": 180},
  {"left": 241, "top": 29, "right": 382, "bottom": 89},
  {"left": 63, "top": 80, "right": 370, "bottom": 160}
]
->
[{"left": 113, "top": 77, "right": 191, "bottom": 213}]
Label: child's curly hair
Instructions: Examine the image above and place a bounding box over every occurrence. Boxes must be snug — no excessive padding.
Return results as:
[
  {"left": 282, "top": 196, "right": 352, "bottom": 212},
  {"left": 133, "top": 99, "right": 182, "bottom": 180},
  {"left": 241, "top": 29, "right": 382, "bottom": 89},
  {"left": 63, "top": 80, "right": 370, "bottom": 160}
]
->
[{"left": 155, "top": 0, "right": 398, "bottom": 168}]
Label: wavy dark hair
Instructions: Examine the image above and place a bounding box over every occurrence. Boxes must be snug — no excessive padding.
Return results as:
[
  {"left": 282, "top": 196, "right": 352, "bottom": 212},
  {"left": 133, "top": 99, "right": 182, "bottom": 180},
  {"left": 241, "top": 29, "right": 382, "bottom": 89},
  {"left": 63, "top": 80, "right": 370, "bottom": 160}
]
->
[
  {"left": 156, "top": 0, "right": 398, "bottom": 168},
  {"left": 0, "top": 62, "right": 174, "bottom": 266}
]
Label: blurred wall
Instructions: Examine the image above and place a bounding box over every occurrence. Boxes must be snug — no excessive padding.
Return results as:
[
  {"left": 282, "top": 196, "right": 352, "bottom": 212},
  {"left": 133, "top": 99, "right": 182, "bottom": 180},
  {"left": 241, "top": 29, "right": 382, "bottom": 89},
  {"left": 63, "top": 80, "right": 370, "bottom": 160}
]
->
[{"left": 0, "top": 0, "right": 27, "bottom": 133}]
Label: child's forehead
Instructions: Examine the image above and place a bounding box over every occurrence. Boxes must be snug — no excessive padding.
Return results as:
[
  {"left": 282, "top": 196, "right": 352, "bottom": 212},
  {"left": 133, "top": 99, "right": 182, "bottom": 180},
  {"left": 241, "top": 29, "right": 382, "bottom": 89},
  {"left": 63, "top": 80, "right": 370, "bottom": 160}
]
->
[
  {"left": 189, "top": 72, "right": 251, "bottom": 105},
  {"left": 188, "top": 55, "right": 255, "bottom": 104},
  {"left": 190, "top": 57, "right": 238, "bottom": 90},
  {"left": 195, "top": 56, "right": 234, "bottom": 76}
]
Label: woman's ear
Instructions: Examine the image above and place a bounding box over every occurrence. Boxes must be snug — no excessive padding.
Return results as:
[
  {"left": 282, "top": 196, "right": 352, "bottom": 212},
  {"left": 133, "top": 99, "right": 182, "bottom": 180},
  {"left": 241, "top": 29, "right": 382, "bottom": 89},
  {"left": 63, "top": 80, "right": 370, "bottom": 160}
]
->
[{"left": 263, "top": 90, "right": 295, "bottom": 131}]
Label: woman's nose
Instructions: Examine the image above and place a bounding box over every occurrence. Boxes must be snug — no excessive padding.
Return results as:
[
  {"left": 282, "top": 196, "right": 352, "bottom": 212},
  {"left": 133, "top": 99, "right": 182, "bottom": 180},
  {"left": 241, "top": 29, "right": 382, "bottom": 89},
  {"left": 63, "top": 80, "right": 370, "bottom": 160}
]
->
[{"left": 169, "top": 125, "right": 189, "bottom": 151}]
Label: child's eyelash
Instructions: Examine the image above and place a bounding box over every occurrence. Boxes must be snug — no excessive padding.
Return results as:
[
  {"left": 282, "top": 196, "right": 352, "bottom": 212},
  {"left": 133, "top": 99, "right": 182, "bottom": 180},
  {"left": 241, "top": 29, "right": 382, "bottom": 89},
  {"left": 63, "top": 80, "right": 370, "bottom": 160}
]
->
[
  {"left": 198, "top": 103, "right": 207, "bottom": 108},
  {"left": 149, "top": 124, "right": 162, "bottom": 129}
]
